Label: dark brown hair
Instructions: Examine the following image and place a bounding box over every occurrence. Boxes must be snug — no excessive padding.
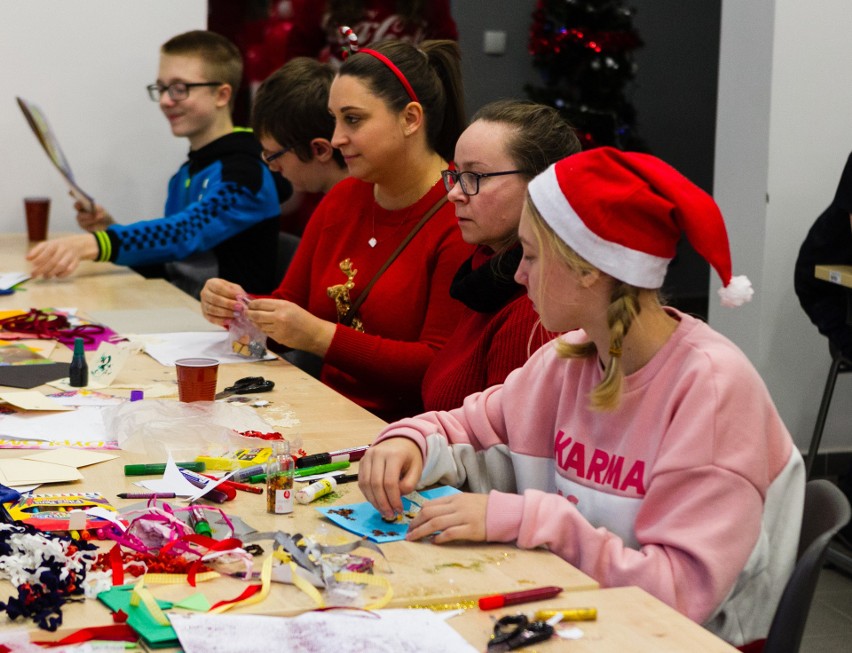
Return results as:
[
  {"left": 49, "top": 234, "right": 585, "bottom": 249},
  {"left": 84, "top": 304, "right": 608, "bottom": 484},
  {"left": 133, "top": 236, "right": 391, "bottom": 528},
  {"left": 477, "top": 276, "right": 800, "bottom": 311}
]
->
[
  {"left": 471, "top": 99, "right": 582, "bottom": 179},
  {"left": 338, "top": 39, "right": 465, "bottom": 162},
  {"left": 251, "top": 57, "right": 344, "bottom": 167}
]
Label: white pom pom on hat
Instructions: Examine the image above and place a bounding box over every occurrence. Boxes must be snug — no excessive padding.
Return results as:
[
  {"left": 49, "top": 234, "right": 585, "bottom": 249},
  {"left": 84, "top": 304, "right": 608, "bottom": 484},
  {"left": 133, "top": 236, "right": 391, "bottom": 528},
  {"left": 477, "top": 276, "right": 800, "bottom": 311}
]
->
[{"left": 527, "top": 147, "right": 753, "bottom": 307}]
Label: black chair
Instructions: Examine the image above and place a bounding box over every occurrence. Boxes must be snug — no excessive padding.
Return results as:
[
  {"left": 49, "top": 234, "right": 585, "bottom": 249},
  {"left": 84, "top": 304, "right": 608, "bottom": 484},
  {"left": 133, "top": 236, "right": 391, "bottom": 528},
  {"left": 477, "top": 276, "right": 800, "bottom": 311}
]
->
[
  {"left": 763, "top": 479, "right": 851, "bottom": 653},
  {"left": 275, "top": 232, "right": 301, "bottom": 281}
]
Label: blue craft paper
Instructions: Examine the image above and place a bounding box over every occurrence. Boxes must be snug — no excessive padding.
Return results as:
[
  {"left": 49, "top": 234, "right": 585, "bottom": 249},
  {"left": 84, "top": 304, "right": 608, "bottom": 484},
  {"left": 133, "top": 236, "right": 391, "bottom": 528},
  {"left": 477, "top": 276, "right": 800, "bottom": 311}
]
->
[{"left": 317, "top": 486, "right": 461, "bottom": 543}]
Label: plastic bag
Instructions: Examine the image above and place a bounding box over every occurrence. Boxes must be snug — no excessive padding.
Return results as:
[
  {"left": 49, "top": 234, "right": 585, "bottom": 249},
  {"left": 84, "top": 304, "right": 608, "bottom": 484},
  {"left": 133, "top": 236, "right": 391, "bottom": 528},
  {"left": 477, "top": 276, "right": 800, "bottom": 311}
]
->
[
  {"left": 228, "top": 295, "right": 267, "bottom": 359},
  {"left": 104, "top": 399, "right": 274, "bottom": 459}
]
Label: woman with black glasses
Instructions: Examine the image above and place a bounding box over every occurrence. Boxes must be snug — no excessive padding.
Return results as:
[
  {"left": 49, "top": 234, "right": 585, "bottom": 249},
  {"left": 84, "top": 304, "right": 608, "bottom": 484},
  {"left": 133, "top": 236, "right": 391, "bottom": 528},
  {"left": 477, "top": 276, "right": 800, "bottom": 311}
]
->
[{"left": 421, "top": 100, "right": 581, "bottom": 411}]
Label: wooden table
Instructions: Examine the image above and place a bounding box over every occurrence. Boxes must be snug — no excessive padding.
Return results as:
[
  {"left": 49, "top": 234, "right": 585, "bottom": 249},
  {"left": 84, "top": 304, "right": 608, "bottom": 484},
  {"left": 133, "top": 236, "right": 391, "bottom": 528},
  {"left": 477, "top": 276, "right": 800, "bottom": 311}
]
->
[
  {"left": 0, "top": 234, "right": 738, "bottom": 651},
  {"left": 450, "top": 587, "right": 738, "bottom": 652}
]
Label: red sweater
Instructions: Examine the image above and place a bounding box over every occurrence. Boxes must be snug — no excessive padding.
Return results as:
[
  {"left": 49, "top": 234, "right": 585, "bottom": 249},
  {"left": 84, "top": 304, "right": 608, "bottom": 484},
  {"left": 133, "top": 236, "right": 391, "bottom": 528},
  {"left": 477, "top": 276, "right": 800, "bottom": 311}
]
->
[
  {"left": 421, "top": 248, "right": 555, "bottom": 411},
  {"left": 284, "top": 0, "right": 458, "bottom": 64},
  {"left": 272, "top": 176, "right": 472, "bottom": 420}
]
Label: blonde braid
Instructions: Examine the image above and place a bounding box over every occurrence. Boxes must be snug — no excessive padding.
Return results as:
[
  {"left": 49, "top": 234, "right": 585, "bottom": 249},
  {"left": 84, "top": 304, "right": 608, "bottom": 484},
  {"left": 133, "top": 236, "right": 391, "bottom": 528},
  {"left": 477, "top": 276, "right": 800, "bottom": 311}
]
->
[{"left": 589, "top": 283, "right": 641, "bottom": 411}]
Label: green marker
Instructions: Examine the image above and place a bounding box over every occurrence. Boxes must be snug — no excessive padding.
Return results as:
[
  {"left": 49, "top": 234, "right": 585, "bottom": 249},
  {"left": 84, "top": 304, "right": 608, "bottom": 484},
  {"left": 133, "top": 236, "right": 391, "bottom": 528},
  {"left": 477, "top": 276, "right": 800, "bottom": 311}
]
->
[
  {"left": 124, "top": 462, "right": 206, "bottom": 476},
  {"left": 249, "top": 460, "right": 351, "bottom": 484}
]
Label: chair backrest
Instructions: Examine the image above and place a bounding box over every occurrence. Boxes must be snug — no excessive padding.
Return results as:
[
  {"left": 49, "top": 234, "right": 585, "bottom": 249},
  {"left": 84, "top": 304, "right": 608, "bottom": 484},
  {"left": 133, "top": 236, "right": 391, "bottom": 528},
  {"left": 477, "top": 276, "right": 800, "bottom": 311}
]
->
[
  {"left": 275, "top": 232, "right": 301, "bottom": 281},
  {"left": 763, "top": 479, "right": 852, "bottom": 653}
]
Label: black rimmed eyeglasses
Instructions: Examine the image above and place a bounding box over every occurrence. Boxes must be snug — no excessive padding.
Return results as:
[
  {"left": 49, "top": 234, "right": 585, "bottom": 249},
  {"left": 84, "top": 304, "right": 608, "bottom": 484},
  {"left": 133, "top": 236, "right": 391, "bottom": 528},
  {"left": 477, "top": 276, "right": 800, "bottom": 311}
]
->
[
  {"left": 441, "top": 169, "right": 524, "bottom": 197},
  {"left": 261, "top": 145, "right": 293, "bottom": 165},
  {"left": 147, "top": 81, "right": 224, "bottom": 102}
]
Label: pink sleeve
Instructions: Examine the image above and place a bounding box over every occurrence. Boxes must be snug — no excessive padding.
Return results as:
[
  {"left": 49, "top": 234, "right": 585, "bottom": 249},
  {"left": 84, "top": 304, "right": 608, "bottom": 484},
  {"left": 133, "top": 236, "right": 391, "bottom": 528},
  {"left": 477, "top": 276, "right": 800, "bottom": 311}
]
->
[{"left": 375, "top": 383, "right": 513, "bottom": 454}]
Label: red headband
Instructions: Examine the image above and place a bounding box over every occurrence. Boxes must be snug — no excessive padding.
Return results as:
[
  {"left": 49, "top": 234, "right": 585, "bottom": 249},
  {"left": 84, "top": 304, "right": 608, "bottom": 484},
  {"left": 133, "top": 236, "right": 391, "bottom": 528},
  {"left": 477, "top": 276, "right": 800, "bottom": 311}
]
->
[{"left": 359, "top": 48, "right": 420, "bottom": 104}]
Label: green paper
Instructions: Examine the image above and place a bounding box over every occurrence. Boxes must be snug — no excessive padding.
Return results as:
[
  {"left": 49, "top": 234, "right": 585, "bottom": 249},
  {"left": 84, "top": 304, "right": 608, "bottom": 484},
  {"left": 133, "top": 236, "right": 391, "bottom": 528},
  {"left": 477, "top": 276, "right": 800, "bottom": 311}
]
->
[
  {"left": 97, "top": 584, "right": 177, "bottom": 649},
  {"left": 174, "top": 592, "right": 211, "bottom": 612}
]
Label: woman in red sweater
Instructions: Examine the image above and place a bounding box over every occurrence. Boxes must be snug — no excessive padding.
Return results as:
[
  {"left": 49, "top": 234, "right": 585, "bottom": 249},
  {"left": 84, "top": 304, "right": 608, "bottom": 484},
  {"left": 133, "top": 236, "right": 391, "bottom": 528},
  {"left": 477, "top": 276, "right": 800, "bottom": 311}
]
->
[
  {"left": 421, "top": 100, "right": 581, "bottom": 411},
  {"left": 201, "top": 39, "right": 471, "bottom": 421}
]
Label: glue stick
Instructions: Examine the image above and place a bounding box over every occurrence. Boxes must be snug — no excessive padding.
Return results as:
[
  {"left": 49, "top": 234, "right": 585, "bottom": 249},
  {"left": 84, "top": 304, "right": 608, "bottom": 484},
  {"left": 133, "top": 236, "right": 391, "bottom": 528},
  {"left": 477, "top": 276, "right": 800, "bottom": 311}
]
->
[{"left": 295, "top": 476, "right": 337, "bottom": 504}]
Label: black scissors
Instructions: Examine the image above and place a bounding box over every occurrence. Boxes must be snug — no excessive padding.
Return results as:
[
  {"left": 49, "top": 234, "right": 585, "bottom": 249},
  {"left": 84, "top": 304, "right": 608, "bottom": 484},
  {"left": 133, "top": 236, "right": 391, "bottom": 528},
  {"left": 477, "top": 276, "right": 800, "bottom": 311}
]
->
[
  {"left": 487, "top": 614, "right": 555, "bottom": 652},
  {"left": 214, "top": 376, "right": 274, "bottom": 399}
]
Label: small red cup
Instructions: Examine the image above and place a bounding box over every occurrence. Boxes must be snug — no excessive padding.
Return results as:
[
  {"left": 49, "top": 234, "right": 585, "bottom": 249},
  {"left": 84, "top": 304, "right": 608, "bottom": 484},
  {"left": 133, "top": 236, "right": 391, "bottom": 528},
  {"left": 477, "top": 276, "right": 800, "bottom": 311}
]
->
[
  {"left": 175, "top": 357, "right": 219, "bottom": 402},
  {"left": 24, "top": 197, "right": 50, "bottom": 241}
]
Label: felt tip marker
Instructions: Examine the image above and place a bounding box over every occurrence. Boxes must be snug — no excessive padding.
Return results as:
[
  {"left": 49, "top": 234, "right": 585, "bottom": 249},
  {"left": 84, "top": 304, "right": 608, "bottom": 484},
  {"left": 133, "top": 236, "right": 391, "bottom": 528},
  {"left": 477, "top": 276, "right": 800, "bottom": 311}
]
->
[
  {"left": 230, "top": 463, "right": 268, "bottom": 483},
  {"left": 295, "top": 445, "right": 368, "bottom": 468},
  {"left": 200, "top": 473, "right": 264, "bottom": 494},
  {"left": 116, "top": 492, "right": 176, "bottom": 499},
  {"left": 478, "top": 586, "right": 563, "bottom": 610},
  {"left": 249, "top": 461, "right": 351, "bottom": 484},
  {"left": 188, "top": 505, "right": 212, "bottom": 537},
  {"left": 124, "top": 462, "right": 205, "bottom": 476}
]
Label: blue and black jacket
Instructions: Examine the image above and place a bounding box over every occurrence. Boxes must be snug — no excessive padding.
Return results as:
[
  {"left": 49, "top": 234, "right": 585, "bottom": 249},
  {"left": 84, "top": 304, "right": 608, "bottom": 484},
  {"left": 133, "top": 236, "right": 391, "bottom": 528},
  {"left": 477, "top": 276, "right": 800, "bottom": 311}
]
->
[{"left": 93, "top": 130, "right": 288, "bottom": 295}]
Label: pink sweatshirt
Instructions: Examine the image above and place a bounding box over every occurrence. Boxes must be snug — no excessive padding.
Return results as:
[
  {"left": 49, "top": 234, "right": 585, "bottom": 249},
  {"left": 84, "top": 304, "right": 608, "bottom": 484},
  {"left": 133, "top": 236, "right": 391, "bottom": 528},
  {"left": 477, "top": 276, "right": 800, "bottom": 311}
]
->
[{"left": 375, "top": 309, "right": 804, "bottom": 647}]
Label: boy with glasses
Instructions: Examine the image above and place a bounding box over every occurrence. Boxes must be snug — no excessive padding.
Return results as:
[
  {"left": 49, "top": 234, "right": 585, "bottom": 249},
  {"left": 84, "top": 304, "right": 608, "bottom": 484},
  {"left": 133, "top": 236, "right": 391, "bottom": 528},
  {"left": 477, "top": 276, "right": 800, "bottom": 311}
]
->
[
  {"left": 250, "top": 57, "right": 349, "bottom": 240},
  {"left": 27, "top": 30, "right": 289, "bottom": 297}
]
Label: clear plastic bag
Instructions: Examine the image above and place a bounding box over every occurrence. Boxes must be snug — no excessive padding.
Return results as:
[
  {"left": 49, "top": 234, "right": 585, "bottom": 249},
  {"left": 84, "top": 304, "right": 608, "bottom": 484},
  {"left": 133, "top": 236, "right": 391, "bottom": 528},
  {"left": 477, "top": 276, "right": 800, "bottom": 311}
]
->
[
  {"left": 104, "top": 399, "right": 274, "bottom": 459},
  {"left": 228, "top": 295, "right": 267, "bottom": 359}
]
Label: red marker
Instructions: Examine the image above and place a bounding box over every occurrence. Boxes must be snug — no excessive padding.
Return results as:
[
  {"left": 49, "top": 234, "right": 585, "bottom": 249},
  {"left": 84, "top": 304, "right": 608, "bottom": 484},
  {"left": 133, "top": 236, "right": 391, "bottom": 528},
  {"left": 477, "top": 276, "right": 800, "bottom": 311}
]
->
[
  {"left": 478, "top": 585, "right": 563, "bottom": 610},
  {"left": 200, "top": 473, "right": 264, "bottom": 495}
]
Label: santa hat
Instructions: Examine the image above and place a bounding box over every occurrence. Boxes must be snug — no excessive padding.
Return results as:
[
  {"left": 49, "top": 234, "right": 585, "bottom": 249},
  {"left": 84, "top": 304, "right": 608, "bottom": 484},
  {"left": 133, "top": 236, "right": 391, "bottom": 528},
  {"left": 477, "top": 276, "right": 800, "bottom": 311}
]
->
[{"left": 527, "top": 147, "right": 753, "bottom": 307}]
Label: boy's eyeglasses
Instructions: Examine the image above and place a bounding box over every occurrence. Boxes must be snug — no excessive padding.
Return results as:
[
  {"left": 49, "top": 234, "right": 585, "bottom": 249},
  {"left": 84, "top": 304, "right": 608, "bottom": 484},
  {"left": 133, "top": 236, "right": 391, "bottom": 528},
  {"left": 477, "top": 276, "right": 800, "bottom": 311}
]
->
[
  {"left": 442, "top": 169, "right": 523, "bottom": 196},
  {"left": 261, "top": 146, "right": 293, "bottom": 165},
  {"left": 147, "top": 82, "right": 223, "bottom": 102}
]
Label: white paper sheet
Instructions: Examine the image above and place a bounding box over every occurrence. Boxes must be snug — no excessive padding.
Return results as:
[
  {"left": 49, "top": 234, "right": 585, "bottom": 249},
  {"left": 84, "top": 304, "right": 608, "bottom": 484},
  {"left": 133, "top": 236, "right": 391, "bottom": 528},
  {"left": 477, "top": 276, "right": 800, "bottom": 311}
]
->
[
  {"left": 0, "top": 405, "right": 107, "bottom": 441},
  {"left": 169, "top": 609, "right": 478, "bottom": 653},
  {"left": 129, "top": 332, "right": 275, "bottom": 366},
  {"left": 0, "top": 273, "right": 30, "bottom": 291}
]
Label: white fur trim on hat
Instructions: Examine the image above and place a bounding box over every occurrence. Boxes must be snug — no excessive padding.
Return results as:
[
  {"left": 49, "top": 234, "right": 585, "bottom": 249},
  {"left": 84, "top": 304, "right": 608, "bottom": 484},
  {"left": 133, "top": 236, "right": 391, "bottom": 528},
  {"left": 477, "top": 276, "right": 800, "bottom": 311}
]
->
[
  {"left": 718, "top": 275, "right": 754, "bottom": 307},
  {"left": 528, "top": 165, "right": 670, "bottom": 288}
]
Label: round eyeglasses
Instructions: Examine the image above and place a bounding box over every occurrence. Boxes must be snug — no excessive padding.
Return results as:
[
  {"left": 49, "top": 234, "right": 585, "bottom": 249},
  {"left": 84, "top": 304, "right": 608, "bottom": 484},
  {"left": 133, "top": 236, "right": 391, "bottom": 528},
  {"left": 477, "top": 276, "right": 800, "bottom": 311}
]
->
[
  {"left": 147, "top": 81, "right": 223, "bottom": 102},
  {"left": 441, "top": 169, "right": 524, "bottom": 197},
  {"left": 261, "top": 146, "right": 293, "bottom": 165}
]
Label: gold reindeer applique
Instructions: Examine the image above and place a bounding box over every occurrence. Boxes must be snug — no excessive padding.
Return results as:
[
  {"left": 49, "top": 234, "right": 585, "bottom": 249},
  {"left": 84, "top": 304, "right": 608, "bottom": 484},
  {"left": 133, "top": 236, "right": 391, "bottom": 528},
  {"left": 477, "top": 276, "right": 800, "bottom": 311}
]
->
[{"left": 326, "top": 258, "right": 364, "bottom": 332}]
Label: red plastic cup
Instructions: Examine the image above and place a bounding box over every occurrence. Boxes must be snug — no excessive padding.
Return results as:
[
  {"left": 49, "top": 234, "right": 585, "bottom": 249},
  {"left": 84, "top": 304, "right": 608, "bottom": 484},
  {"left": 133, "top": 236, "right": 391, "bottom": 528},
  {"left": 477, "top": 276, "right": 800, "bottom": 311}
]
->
[
  {"left": 175, "top": 357, "right": 219, "bottom": 402},
  {"left": 24, "top": 197, "right": 50, "bottom": 241}
]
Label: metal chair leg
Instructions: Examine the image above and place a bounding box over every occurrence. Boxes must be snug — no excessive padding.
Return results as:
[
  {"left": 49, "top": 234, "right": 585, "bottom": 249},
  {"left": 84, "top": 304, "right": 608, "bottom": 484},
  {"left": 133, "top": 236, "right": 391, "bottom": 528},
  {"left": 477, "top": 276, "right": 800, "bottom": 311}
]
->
[{"left": 805, "top": 354, "right": 845, "bottom": 480}]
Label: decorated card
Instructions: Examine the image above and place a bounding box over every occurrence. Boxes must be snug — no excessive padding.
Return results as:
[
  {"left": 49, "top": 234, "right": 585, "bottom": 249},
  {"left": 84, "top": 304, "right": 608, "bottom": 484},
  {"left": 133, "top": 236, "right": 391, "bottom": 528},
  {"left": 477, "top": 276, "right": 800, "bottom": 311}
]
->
[{"left": 316, "top": 486, "right": 461, "bottom": 543}]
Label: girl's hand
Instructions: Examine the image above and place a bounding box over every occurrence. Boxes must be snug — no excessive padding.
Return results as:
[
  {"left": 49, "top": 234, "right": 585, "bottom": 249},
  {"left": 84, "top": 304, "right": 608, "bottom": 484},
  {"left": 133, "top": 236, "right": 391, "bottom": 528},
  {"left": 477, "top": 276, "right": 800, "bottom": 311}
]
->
[
  {"left": 359, "top": 437, "right": 424, "bottom": 520},
  {"left": 405, "top": 493, "right": 488, "bottom": 544},
  {"left": 200, "top": 278, "right": 245, "bottom": 327}
]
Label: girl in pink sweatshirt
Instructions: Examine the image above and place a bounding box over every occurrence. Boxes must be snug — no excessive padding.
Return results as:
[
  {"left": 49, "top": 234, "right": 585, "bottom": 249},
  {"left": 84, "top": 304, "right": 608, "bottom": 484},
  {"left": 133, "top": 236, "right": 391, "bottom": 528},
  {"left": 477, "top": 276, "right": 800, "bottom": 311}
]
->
[{"left": 359, "top": 147, "right": 805, "bottom": 650}]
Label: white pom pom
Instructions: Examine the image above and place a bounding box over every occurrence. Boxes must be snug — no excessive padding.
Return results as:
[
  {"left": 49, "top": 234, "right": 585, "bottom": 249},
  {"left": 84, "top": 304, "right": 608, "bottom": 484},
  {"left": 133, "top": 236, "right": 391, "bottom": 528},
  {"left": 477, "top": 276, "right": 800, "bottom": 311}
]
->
[{"left": 717, "top": 275, "right": 754, "bottom": 307}]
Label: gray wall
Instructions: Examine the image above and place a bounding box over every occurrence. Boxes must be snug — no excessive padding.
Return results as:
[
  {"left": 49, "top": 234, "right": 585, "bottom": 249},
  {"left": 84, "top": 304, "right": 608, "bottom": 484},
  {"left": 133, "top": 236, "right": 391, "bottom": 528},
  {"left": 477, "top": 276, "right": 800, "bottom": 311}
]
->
[{"left": 453, "top": 0, "right": 721, "bottom": 313}]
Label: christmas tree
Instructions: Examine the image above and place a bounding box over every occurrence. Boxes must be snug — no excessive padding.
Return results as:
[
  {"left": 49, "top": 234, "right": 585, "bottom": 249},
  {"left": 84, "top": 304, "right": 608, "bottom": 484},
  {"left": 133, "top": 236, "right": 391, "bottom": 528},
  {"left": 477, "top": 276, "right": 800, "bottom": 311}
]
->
[{"left": 526, "top": 0, "right": 645, "bottom": 150}]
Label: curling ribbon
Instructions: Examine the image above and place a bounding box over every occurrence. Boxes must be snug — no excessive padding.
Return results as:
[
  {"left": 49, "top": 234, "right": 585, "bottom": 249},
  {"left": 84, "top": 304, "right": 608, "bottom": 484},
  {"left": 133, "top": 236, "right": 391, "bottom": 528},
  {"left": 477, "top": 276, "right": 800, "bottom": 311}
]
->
[{"left": 209, "top": 552, "right": 274, "bottom": 614}]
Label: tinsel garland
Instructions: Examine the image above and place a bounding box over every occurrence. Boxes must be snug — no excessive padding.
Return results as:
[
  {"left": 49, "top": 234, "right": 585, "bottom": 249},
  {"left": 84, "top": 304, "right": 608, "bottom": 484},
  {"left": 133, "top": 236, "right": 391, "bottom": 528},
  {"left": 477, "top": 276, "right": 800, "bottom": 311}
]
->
[{"left": 0, "top": 522, "right": 99, "bottom": 631}]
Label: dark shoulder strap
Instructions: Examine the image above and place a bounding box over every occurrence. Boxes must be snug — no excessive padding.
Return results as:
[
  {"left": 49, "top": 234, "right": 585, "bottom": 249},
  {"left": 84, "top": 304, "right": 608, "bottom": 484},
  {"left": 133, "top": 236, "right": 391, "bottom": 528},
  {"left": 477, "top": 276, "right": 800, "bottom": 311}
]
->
[{"left": 341, "top": 194, "right": 449, "bottom": 326}]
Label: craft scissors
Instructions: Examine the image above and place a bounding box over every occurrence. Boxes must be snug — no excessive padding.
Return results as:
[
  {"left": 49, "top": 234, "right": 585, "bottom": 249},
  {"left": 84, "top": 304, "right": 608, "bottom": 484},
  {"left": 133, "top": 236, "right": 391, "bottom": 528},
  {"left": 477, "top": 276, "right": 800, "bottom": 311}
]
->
[
  {"left": 487, "top": 614, "right": 555, "bottom": 652},
  {"left": 214, "top": 376, "right": 275, "bottom": 399}
]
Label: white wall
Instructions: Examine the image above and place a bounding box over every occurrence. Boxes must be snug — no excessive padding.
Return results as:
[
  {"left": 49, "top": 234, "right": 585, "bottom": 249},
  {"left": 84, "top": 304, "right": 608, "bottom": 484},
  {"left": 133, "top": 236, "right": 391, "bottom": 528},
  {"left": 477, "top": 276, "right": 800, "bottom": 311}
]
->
[
  {"left": 0, "top": 0, "right": 206, "bottom": 234},
  {"left": 714, "top": 0, "right": 852, "bottom": 452}
]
